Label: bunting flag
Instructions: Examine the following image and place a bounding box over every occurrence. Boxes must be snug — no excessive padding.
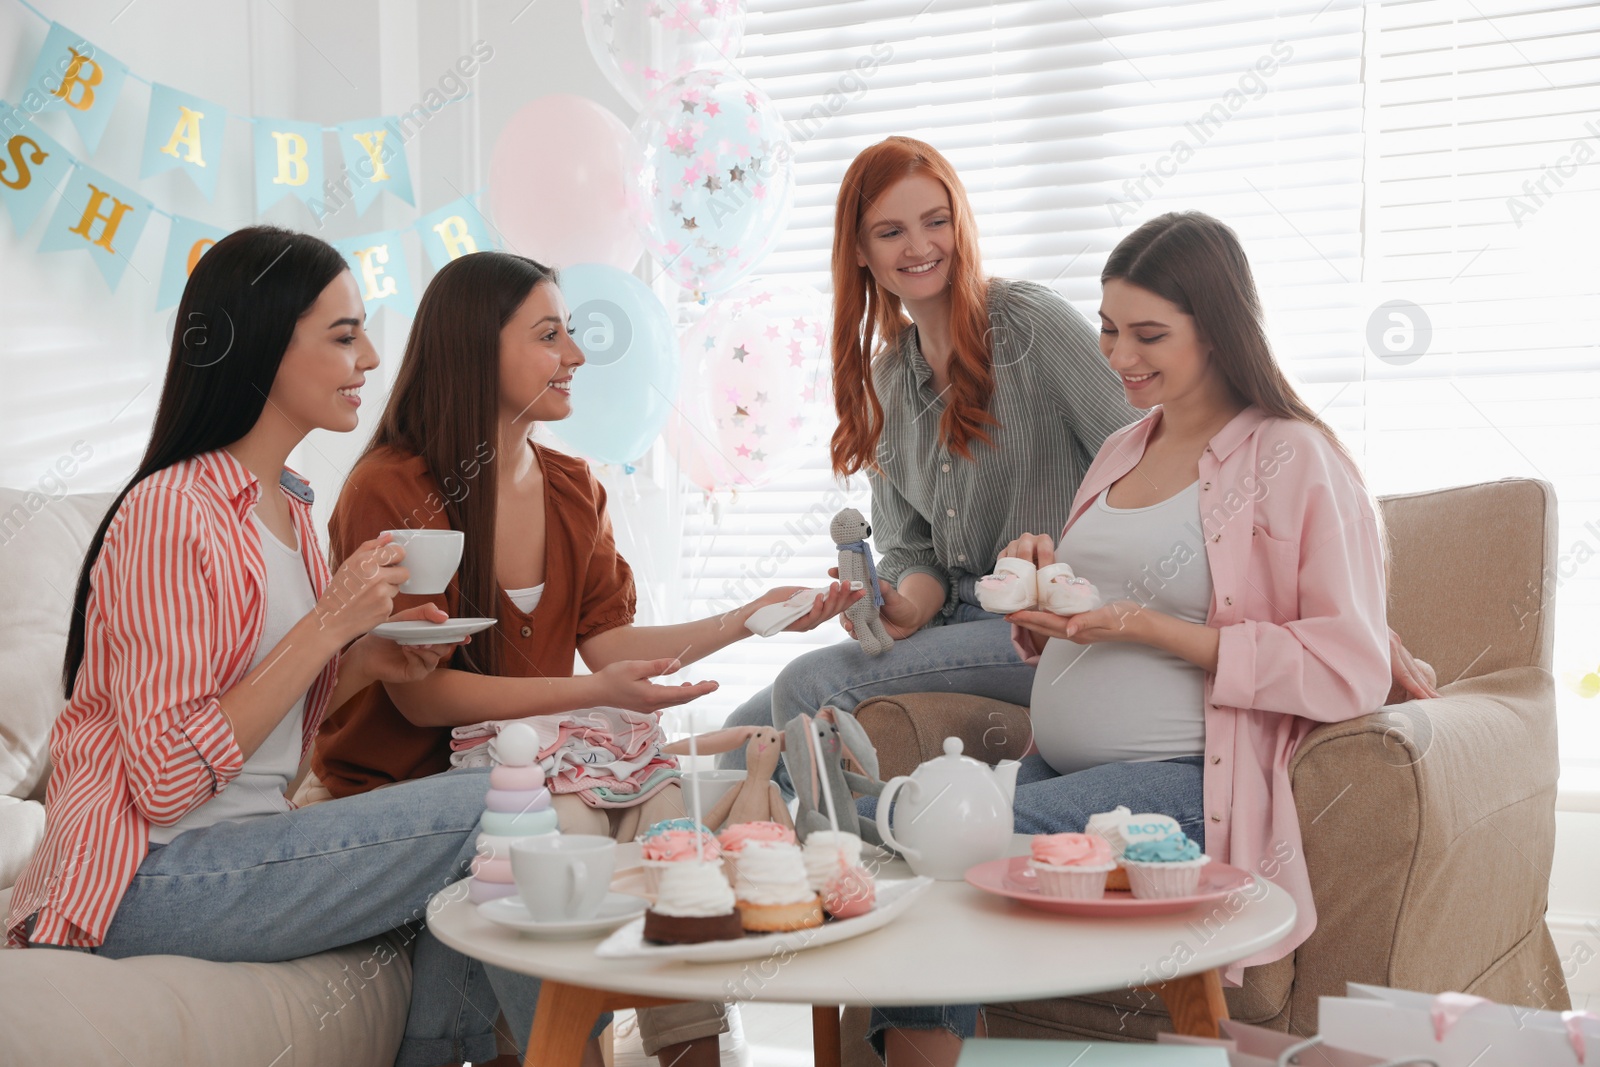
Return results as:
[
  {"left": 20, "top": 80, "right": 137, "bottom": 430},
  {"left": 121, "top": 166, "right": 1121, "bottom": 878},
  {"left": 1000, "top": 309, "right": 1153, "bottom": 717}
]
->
[
  {"left": 25, "top": 22, "right": 129, "bottom": 155},
  {"left": 253, "top": 117, "right": 323, "bottom": 213},
  {"left": 141, "top": 83, "right": 227, "bottom": 200},
  {"left": 0, "top": 110, "right": 76, "bottom": 233},
  {"left": 6, "top": 6, "right": 493, "bottom": 306},
  {"left": 37, "top": 162, "right": 152, "bottom": 289},
  {"left": 157, "top": 214, "right": 228, "bottom": 309},
  {"left": 335, "top": 118, "right": 414, "bottom": 215},
  {"left": 416, "top": 196, "right": 495, "bottom": 269},
  {"left": 334, "top": 230, "right": 415, "bottom": 319}
]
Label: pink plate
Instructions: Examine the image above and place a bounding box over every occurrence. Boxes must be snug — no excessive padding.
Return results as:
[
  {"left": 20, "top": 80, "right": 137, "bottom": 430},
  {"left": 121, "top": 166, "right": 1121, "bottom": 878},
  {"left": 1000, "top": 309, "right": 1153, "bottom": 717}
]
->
[{"left": 965, "top": 856, "right": 1255, "bottom": 917}]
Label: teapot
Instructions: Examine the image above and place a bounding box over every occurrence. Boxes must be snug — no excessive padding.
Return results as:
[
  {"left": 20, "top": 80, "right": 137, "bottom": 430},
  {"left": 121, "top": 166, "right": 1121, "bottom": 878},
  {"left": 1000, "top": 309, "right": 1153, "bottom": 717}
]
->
[{"left": 875, "top": 737, "right": 1019, "bottom": 880}]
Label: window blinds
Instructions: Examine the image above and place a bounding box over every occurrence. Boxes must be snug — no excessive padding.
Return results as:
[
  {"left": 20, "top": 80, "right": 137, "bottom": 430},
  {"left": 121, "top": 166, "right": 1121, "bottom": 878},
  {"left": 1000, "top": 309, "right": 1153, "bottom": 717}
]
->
[
  {"left": 671, "top": 0, "right": 1372, "bottom": 736},
  {"left": 1363, "top": 0, "right": 1600, "bottom": 784}
]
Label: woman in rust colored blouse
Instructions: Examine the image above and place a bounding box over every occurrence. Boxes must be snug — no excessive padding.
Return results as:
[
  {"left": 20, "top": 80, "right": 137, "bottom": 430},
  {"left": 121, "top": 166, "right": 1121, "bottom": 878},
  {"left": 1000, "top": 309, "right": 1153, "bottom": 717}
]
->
[{"left": 315, "top": 251, "right": 848, "bottom": 1067}]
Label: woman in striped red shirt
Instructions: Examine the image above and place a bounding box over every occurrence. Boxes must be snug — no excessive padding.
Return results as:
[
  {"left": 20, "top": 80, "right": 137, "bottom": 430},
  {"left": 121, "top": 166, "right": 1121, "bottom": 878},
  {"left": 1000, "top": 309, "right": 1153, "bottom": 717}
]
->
[{"left": 5, "top": 227, "right": 574, "bottom": 1067}]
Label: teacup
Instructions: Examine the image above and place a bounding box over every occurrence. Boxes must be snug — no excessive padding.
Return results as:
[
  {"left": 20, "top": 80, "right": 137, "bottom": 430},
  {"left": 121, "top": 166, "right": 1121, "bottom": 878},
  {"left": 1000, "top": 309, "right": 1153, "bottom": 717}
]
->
[
  {"left": 382, "top": 529, "right": 464, "bottom": 595},
  {"left": 510, "top": 834, "right": 617, "bottom": 922},
  {"left": 679, "top": 769, "right": 746, "bottom": 816}
]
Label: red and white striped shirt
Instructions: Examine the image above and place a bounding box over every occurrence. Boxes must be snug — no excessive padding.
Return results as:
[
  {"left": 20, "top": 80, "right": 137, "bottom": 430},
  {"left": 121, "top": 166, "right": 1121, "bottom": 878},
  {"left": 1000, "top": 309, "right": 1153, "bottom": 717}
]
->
[{"left": 6, "top": 450, "right": 338, "bottom": 948}]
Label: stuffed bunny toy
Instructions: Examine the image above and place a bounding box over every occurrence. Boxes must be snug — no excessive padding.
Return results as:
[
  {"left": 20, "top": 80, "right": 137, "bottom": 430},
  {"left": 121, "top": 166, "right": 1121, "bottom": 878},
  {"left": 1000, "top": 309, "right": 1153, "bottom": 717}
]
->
[
  {"left": 661, "top": 726, "right": 793, "bottom": 832},
  {"left": 781, "top": 706, "right": 887, "bottom": 846},
  {"left": 831, "top": 507, "right": 894, "bottom": 656}
]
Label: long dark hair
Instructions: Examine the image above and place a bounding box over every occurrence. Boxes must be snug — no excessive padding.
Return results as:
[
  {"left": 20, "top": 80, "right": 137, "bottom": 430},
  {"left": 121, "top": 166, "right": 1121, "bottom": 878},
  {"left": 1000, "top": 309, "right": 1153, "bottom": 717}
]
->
[
  {"left": 360, "top": 251, "right": 557, "bottom": 678},
  {"left": 1101, "top": 211, "right": 1346, "bottom": 450},
  {"left": 62, "top": 226, "right": 349, "bottom": 696}
]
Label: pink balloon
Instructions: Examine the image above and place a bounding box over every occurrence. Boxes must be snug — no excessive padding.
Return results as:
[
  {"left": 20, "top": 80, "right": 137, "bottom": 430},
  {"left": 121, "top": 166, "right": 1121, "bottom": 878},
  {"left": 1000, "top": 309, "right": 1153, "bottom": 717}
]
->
[
  {"left": 489, "top": 95, "right": 643, "bottom": 271},
  {"left": 667, "top": 278, "right": 833, "bottom": 495}
]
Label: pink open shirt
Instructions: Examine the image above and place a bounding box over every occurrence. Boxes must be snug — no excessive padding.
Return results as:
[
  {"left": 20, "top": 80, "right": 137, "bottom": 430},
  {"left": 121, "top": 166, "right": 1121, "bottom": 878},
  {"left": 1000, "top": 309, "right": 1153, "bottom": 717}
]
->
[{"left": 1013, "top": 406, "right": 1391, "bottom": 980}]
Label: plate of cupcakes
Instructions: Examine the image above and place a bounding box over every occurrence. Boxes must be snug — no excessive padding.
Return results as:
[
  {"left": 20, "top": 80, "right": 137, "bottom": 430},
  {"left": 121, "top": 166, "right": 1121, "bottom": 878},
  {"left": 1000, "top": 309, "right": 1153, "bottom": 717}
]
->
[
  {"left": 596, "top": 820, "right": 932, "bottom": 963},
  {"left": 965, "top": 808, "right": 1254, "bottom": 917}
]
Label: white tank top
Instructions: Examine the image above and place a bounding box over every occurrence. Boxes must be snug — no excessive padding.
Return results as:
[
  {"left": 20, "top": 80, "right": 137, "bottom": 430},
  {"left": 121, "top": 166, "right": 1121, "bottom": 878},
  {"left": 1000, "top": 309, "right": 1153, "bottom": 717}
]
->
[
  {"left": 1028, "top": 482, "right": 1211, "bottom": 775},
  {"left": 148, "top": 511, "right": 317, "bottom": 844},
  {"left": 505, "top": 582, "right": 545, "bottom": 615}
]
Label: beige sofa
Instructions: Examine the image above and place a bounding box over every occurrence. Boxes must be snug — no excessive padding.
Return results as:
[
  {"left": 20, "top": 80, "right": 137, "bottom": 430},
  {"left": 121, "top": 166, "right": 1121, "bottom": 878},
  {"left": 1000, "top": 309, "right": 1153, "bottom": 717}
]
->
[
  {"left": 845, "top": 478, "right": 1571, "bottom": 1056},
  {"left": 0, "top": 489, "right": 413, "bottom": 1065}
]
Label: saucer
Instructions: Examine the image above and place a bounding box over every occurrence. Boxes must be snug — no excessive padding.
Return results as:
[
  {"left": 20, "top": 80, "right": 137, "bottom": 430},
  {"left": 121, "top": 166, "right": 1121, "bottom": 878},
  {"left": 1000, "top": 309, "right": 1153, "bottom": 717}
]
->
[
  {"left": 372, "top": 617, "right": 497, "bottom": 645},
  {"left": 478, "top": 891, "right": 647, "bottom": 938}
]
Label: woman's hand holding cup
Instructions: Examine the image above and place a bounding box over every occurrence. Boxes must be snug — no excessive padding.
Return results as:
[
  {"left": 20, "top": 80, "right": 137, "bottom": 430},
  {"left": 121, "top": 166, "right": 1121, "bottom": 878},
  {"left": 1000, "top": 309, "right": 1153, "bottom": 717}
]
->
[{"left": 314, "top": 532, "right": 409, "bottom": 646}]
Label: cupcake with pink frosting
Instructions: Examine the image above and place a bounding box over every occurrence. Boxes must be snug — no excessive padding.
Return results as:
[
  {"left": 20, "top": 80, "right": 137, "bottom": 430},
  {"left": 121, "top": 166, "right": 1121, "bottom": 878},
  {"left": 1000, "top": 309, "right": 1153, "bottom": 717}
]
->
[
  {"left": 1029, "top": 832, "right": 1117, "bottom": 900},
  {"left": 717, "top": 821, "right": 797, "bottom": 893},
  {"left": 639, "top": 819, "right": 721, "bottom": 896}
]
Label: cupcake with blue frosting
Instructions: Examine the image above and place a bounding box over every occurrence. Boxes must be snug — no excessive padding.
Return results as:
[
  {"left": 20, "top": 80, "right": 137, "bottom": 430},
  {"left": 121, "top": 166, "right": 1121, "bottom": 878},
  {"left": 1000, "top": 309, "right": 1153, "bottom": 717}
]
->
[{"left": 1120, "top": 831, "right": 1210, "bottom": 899}]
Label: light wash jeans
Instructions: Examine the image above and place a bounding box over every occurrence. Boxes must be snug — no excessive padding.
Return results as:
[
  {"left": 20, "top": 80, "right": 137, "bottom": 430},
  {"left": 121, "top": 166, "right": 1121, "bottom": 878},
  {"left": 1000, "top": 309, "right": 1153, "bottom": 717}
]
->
[
  {"left": 857, "top": 753, "right": 1207, "bottom": 1060},
  {"left": 40, "top": 767, "right": 597, "bottom": 1067},
  {"left": 718, "top": 599, "right": 1035, "bottom": 795}
]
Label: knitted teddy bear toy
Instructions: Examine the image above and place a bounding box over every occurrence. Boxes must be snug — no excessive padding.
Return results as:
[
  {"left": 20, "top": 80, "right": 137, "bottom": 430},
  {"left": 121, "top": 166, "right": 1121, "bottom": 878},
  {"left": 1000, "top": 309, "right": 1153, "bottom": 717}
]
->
[{"left": 830, "top": 507, "right": 894, "bottom": 656}]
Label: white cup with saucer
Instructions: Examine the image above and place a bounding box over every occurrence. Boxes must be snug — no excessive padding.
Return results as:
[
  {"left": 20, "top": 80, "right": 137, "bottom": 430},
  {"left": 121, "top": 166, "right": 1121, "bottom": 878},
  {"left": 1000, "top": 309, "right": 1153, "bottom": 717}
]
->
[
  {"left": 511, "top": 835, "right": 618, "bottom": 922},
  {"left": 383, "top": 529, "right": 464, "bottom": 594}
]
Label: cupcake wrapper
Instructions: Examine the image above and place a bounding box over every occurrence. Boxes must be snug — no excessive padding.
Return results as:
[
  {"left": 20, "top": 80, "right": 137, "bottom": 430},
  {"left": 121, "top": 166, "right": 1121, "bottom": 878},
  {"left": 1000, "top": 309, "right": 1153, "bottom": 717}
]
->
[
  {"left": 1122, "top": 856, "right": 1211, "bottom": 899},
  {"left": 1029, "top": 860, "right": 1115, "bottom": 900}
]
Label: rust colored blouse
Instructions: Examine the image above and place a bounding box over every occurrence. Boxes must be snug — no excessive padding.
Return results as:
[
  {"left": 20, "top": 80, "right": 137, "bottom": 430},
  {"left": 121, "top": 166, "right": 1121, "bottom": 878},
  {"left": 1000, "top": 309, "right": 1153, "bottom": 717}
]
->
[{"left": 312, "top": 442, "right": 636, "bottom": 797}]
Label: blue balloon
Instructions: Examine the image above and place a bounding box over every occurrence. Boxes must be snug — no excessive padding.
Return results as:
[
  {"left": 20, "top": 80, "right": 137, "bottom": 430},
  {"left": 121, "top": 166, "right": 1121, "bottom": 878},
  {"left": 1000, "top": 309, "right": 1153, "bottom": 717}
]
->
[{"left": 549, "top": 263, "right": 680, "bottom": 465}]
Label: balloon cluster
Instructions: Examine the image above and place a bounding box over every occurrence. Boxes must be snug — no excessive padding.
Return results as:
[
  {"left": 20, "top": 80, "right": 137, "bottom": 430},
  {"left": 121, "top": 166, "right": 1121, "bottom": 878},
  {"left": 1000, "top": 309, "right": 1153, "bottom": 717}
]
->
[{"left": 483, "top": 1, "right": 827, "bottom": 486}]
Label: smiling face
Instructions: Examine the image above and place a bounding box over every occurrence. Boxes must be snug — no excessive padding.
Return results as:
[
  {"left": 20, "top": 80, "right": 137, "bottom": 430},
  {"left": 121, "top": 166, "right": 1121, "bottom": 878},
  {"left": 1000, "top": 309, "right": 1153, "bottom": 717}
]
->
[
  {"left": 499, "top": 280, "right": 584, "bottom": 424},
  {"left": 1097, "top": 278, "right": 1220, "bottom": 412},
  {"left": 854, "top": 173, "right": 956, "bottom": 305},
  {"left": 264, "top": 270, "right": 376, "bottom": 434}
]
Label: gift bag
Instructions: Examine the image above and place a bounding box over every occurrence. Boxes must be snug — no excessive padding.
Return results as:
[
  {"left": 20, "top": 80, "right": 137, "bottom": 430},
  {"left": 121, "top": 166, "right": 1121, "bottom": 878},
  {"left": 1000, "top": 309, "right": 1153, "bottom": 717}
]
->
[
  {"left": 1318, "top": 984, "right": 1600, "bottom": 1066},
  {"left": 1158, "top": 1020, "right": 1388, "bottom": 1067}
]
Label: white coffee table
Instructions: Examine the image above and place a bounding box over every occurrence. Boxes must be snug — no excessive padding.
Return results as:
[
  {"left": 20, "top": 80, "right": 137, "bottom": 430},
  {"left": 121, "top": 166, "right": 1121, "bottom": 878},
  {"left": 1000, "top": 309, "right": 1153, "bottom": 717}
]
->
[{"left": 428, "top": 837, "right": 1296, "bottom": 1067}]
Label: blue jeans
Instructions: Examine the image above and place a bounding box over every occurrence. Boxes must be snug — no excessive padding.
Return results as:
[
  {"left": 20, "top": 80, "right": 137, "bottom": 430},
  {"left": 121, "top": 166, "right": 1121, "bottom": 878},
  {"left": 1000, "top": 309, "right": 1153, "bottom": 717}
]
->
[
  {"left": 718, "top": 602, "right": 1034, "bottom": 795},
  {"left": 857, "top": 753, "right": 1207, "bottom": 1060},
  {"left": 47, "top": 768, "right": 598, "bottom": 1067}
]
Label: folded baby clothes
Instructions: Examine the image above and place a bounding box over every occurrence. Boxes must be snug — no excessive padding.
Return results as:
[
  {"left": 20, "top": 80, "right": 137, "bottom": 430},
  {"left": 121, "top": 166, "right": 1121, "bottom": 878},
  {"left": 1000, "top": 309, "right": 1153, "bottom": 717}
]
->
[
  {"left": 746, "top": 586, "right": 835, "bottom": 637},
  {"left": 448, "top": 707, "right": 681, "bottom": 808}
]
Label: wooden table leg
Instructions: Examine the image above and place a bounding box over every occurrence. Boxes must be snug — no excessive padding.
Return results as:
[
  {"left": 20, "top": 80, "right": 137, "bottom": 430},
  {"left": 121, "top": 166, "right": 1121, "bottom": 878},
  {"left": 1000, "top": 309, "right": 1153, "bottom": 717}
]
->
[
  {"left": 811, "top": 1004, "right": 842, "bottom": 1067},
  {"left": 1144, "top": 968, "right": 1230, "bottom": 1038},
  {"left": 524, "top": 980, "right": 689, "bottom": 1067}
]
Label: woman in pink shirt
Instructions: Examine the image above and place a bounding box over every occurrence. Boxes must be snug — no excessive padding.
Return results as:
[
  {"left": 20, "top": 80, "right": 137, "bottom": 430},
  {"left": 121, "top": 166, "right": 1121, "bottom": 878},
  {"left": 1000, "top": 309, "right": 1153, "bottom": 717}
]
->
[{"left": 867, "top": 212, "right": 1439, "bottom": 1065}]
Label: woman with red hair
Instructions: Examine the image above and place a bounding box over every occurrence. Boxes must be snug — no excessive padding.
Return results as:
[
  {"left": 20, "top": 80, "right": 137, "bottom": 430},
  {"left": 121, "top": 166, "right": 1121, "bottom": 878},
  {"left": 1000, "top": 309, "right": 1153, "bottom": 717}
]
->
[{"left": 719, "top": 135, "right": 1137, "bottom": 786}]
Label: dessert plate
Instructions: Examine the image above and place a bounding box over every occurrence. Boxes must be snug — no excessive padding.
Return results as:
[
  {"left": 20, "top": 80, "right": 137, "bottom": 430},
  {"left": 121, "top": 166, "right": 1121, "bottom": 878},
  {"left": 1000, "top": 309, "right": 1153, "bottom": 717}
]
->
[
  {"left": 479, "top": 892, "right": 646, "bottom": 938},
  {"left": 372, "top": 617, "right": 496, "bottom": 645},
  {"left": 594, "top": 876, "right": 933, "bottom": 962},
  {"left": 965, "top": 856, "right": 1254, "bottom": 917}
]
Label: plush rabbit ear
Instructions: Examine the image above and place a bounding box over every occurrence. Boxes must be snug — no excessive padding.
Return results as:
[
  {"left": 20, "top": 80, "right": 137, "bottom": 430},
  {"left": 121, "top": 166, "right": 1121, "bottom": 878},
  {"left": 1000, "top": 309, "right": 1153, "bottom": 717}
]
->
[
  {"left": 830, "top": 708, "right": 880, "bottom": 781},
  {"left": 781, "top": 714, "right": 815, "bottom": 809},
  {"left": 662, "top": 726, "right": 759, "bottom": 756}
]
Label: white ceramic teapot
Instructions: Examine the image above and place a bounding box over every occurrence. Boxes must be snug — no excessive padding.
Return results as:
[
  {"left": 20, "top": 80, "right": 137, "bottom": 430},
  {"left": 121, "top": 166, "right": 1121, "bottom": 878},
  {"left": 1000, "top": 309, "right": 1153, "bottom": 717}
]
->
[{"left": 875, "top": 737, "right": 1020, "bottom": 880}]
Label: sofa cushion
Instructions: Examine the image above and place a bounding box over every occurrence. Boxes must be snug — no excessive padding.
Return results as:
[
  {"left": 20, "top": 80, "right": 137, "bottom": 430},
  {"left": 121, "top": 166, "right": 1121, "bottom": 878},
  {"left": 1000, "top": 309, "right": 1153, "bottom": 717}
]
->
[
  {"left": 0, "top": 928, "right": 413, "bottom": 1067},
  {"left": 0, "top": 488, "right": 117, "bottom": 801},
  {"left": 0, "top": 797, "right": 45, "bottom": 890}
]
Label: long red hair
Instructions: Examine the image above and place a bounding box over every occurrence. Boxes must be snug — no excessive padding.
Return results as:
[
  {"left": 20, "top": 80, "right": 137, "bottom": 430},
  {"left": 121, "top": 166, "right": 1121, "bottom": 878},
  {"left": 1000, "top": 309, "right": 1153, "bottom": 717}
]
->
[{"left": 829, "top": 136, "right": 996, "bottom": 476}]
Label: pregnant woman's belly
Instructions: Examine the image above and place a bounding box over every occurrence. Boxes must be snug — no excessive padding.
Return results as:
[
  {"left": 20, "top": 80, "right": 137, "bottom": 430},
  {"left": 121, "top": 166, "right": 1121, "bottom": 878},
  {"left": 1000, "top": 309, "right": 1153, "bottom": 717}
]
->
[
  {"left": 1029, "top": 639, "right": 1207, "bottom": 775},
  {"left": 1027, "top": 481, "right": 1212, "bottom": 776}
]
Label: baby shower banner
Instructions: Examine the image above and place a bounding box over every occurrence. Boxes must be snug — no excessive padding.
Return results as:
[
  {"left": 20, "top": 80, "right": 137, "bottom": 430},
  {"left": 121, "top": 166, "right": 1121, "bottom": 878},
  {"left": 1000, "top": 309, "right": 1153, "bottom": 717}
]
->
[{"left": 0, "top": 9, "right": 494, "bottom": 312}]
